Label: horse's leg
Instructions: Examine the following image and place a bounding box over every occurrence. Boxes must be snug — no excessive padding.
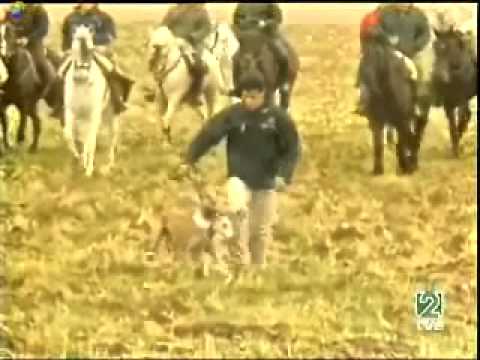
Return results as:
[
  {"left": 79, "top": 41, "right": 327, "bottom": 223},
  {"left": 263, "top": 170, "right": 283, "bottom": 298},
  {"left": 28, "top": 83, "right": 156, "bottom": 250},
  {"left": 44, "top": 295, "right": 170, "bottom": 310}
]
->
[
  {"left": 457, "top": 103, "right": 472, "bottom": 144},
  {"left": 0, "top": 111, "right": 9, "bottom": 150},
  {"left": 29, "top": 106, "right": 41, "bottom": 153},
  {"left": 151, "top": 85, "right": 166, "bottom": 123},
  {"left": 17, "top": 109, "right": 27, "bottom": 145},
  {"left": 395, "top": 116, "right": 417, "bottom": 174},
  {"left": 386, "top": 126, "right": 395, "bottom": 146},
  {"left": 204, "top": 81, "right": 219, "bottom": 120},
  {"left": 371, "top": 119, "right": 385, "bottom": 175},
  {"left": 161, "top": 93, "right": 182, "bottom": 144},
  {"left": 63, "top": 108, "right": 80, "bottom": 159},
  {"left": 444, "top": 105, "right": 459, "bottom": 158},
  {"left": 85, "top": 112, "right": 102, "bottom": 177},
  {"left": 413, "top": 103, "right": 430, "bottom": 154}
]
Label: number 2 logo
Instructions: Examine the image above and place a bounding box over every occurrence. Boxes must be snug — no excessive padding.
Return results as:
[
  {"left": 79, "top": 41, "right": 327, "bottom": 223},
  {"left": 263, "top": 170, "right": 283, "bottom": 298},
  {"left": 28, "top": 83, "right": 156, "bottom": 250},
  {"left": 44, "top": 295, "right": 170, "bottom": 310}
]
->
[{"left": 416, "top": 291, "right": 443, "bottom": 318}]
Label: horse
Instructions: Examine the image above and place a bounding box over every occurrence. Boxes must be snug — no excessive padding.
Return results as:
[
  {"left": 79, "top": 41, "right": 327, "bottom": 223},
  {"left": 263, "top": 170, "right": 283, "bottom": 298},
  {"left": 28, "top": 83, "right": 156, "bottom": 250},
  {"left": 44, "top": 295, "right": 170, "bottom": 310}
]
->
[
  {"left": 0, "top": 22, "right": 44, "bottom": 153},
  {"left": 410, "top": 13, "right": 477, "bottom": 160},
  {"left": 203, "top": 23, "right": 239, "bottom": 101},
  {"left": 362, "top": 41, "right": 418, "bottom": 175},
  {"left": 63, "top": 24, "right": 119, "bottom": 177},
  {"left": 431, "top": 28, "right": 477, "bottom": 157},
  {"left": 233, "top": 29, "right": 299, "bottom": 109},
  {"left": 147, "top": 26, "right": 227, "bottom": 143}
]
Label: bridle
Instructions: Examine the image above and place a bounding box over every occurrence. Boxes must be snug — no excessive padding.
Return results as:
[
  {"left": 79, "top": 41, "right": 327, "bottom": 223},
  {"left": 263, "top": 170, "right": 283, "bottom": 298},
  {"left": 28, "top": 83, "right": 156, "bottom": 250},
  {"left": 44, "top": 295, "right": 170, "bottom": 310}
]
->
[{"left": 71, "top": 28, "right": 95, "bottom": 82}]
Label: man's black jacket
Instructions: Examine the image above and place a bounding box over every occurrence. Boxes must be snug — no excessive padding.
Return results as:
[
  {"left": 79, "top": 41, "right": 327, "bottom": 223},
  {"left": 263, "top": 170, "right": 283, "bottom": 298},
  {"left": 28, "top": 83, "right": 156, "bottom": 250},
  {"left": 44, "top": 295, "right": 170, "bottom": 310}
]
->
[{"left": 186, "top": 103, "right": 301, "bottom": 191}]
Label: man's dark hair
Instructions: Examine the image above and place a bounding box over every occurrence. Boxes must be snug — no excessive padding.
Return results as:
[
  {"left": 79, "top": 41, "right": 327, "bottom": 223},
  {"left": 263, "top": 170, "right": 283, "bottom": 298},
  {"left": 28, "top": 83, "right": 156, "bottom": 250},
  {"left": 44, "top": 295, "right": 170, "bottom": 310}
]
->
[{"left": 238, "top": 73, "right": 266, "bottom": 93}]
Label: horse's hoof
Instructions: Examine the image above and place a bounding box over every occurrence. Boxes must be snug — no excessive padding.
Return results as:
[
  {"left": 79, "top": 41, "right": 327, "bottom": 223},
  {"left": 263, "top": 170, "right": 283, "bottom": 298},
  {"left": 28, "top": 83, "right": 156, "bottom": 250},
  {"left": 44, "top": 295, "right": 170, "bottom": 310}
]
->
[
  {"left": 451, "top": 148, "right": 461, "bottom": 159},
  {"left": 28, "top": 145, "right": 38, "bottom": 154},
  {"left": 372, "top": 168, "right": 384, "bottom": 176},
  {"left": 100, "top": 164, "right": 114, "bottom": 176},
  {"left": 399, "top": 168, "right": 415, "bottom": 176},
  {"left": 162, "top": 127, "right": 172, "bottom": 144}
]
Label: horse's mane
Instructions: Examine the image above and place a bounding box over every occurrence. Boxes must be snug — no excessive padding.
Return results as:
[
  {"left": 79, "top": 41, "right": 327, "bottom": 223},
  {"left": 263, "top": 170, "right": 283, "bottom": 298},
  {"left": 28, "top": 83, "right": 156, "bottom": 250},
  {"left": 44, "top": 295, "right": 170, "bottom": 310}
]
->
[{"left": 236, "top": 30, "right": 269, "bottom": 54}]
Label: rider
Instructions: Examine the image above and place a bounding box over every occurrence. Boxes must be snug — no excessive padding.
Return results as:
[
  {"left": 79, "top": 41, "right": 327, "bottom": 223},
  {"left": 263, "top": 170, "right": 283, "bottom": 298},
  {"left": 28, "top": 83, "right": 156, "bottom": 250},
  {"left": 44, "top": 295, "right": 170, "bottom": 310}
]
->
[
  {"left": 231, "top": 3, "right": 290, "bottom": 99},
  {"left": 354, "top": 3, "right": 431, "bottom": 115},
  {"left": 5, "top": 3, "right": 57, "bottom": 100},
  {"left": 59, "top": 3, "right": 134, "bottom": 115},
  {"left": 160, "top": 4, "right": 213, "bottom": 105}
]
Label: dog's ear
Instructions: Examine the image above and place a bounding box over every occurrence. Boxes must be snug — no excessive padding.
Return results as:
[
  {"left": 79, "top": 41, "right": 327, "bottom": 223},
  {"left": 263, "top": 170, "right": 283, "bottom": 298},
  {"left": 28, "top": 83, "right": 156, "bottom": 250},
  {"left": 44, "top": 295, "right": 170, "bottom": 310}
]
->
[
  {"left": 202, "top": 205, "right": 217, "bottom": 221},
  {"left": 192, "top": 207, "right": 211, "bottom": 230}
]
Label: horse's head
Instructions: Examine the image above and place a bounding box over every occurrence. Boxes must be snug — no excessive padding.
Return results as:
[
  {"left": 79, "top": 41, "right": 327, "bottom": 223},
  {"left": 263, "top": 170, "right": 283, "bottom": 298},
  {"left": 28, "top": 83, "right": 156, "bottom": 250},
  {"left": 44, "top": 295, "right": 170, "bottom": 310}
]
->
[
  {"left": 71, "top": 24, "right": 95, "bottom": 81},
  {"left": 433, "top": 28, "right": 472, "bottom": 83},
  {"left": 0, "top": 22, "right": 17, "bottom": 59},
  {"left": 147, "top": 26, "right": 176, "bottom": 71}
]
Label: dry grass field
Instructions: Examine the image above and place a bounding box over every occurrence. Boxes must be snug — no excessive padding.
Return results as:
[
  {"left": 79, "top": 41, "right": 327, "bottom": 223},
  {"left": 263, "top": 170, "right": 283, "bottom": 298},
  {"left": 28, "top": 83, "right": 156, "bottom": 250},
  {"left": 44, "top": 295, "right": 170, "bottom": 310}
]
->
[{"left": 0, "top": 4, "right": 477, "bottom": 358}]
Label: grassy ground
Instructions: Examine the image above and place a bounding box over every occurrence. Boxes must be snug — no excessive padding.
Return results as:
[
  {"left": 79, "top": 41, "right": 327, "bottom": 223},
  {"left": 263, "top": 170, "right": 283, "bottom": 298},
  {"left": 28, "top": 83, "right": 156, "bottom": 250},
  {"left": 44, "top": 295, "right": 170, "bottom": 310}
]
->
[{"left": 0, "top": 20, "right": 477, "bottom": 358}]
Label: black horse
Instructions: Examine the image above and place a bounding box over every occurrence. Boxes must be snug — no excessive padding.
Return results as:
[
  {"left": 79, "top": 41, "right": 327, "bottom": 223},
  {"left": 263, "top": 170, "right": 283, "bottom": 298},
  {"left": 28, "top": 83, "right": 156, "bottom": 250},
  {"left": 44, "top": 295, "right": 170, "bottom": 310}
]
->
[
  {"left": 233, "top": 29, "right": 299, "bottom": 109},
  {"left": 431, "top": 28, "right": 477, "bottom": 158},
  {"left": 0, "top": 22, "right": 61, "bottom": 154},
  {"left": 361, "top": 41, "right": 418, "bottom": 175}
]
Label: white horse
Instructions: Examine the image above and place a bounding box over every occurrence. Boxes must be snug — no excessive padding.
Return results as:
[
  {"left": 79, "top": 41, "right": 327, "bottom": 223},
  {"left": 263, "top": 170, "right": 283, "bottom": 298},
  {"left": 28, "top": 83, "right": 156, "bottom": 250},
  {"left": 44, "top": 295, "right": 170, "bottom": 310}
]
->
[
  {"left": 63, "top": 25, "right": 118, "bottom": 177},
  {"left": 203, "top": 22, "right": 239, "bottom": 98},
  {"left": 146, "top": 26, "right": 227, "bottom": 142}
]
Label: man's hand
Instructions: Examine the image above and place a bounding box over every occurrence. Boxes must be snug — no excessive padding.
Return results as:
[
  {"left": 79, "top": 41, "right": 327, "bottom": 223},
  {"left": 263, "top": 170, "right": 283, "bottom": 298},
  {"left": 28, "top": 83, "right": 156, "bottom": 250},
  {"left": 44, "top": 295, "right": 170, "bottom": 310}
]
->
[
  {"left": 16, "top": 37, "right": 28, "bottom": 46},
  {"left": 274, "top": 177, "right": 287, "bottom": 192}
]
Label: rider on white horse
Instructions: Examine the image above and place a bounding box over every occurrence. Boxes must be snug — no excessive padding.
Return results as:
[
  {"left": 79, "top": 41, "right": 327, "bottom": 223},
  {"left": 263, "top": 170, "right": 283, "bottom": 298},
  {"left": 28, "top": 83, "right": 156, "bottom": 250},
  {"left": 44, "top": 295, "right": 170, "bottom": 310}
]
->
[
  {"left": 160, "top": 4, "right": 213, "bottom": 106},
  {"left": 64, "top": 24, "right": 120, "bottom": 177},
  {"left": 57, "top": 3, "right": 134, "bottom": 117}
]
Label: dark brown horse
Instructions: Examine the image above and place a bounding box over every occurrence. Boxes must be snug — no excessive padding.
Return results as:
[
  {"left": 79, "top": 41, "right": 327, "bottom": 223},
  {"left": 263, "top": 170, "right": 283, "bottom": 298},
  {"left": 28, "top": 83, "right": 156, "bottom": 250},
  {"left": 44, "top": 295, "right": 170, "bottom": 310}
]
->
[
  {"left": 233, "top": 29, "right": 299, "bottom": 109},
  {"left": 431, "top": 29, "right": 477, "bottom": 158},
  {"left": 0, "top": 22, "right": 43, "bottom": 154},
  {"left": 362, "top": 41, "right": 418, "bottom": 175},
  {"left": 0, "top": 22, "right": 62, "bottom": 155}
]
